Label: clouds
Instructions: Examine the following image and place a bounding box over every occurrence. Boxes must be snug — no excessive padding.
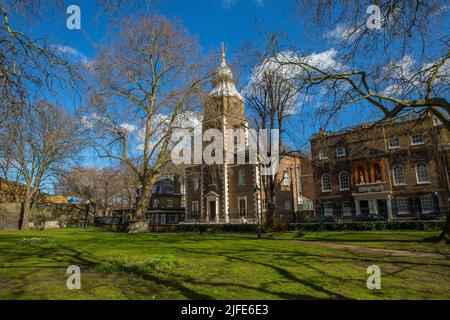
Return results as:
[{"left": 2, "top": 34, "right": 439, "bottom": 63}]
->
[
  {"left": 51, "top": 44, "right": 93, "bottom": 68},
  {"left": 220, "top": 0, "right": 264, "bottom": 9}
]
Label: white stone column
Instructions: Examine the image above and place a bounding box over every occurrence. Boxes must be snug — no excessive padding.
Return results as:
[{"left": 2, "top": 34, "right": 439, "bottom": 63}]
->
[
  {"left": 387, "top": 194, "right": 393, "bottom": 220},
  {"left": 354, "top": 200, "right": 360, "bottom": 217}
]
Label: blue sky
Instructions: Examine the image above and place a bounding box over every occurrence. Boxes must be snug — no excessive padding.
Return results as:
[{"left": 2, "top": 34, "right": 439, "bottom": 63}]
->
[{"left": 9, "top": 0, "right": 449, "bottom": 172}]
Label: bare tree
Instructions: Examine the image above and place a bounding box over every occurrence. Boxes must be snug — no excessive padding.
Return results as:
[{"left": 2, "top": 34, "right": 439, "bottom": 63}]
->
[
  {"left": 277, "top": 0, "right": 449, "bottom": 239},
  {"left": 56, "top": 166, "right": 131, "bottom": 216},
  {"left": 87, "top": 14, "right": 205, "bottom": 220},
  {"left": 242, "top": 38, "right": 301, "bottom": 228},
  {"left": 0, "top": 101, "right": 84, "bottom": 229}
]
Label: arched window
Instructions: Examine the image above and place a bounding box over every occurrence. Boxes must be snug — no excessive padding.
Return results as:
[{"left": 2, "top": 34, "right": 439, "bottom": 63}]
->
[
  {"left": 339, "top": 171, "right": 350, "bottom": 190},
  {"left": 416, "top": 163, "right": 430, "bottom": 183},
  {"left": 322, "top": 174, "right": 331, "bottom": 192},
  {"left": 392, "top": 165, "right": 405, "bottom": 185}
]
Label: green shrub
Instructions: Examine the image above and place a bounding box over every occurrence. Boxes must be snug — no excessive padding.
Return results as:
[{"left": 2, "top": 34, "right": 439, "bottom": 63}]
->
[{"left": 288, "top": 221, "right": 445, "bottom": 232}]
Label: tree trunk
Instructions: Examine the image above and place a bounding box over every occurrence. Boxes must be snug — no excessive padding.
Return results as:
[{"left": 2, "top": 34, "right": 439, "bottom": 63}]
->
[
  {"left": 135, "top": 178, "right": 155, "bottom": 220},
  {"left": 440, "top": 212, "right": 450, "bottom": 242},
  {"left": 18, "top": 197, "right": 32, "bottom": 230}
]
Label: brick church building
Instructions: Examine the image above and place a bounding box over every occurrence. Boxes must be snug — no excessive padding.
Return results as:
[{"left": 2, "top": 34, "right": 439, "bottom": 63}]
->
[{"left": 184, "top": 46, "right": 314, "bottom": 224}]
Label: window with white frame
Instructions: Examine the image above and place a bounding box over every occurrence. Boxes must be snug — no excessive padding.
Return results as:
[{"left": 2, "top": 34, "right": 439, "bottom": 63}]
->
[
  {"left": 392, "top": 165, "right": 406, "bottom": 185},
  {"left": 416, "top": 163, "right": 430, "bottom": 184},
  {"left": 284, "top": 200, "right": 291, "bottom": 211},
  {"left": 322, "top": 174, "right": 331, "bottom": 192},
  {"left": 238, "top": 196, "right": 247, "bottom": 217},
  {"left": 193, "top": 177, "right": 199, "bottom": 191},
  {"left": 153, "top": 199, "right": 159, "bottom": 208},
  {"left": 319, "top": 149, "right": 328, "bottom": 160},
  {"left": 282, "top": 171, "right": 290, "bottom": 186},
  {"left": 339, "top": 171, "right": 350, "bottom": 190},
  {"left": 411, "top": 133, "right": 424, "bottom": 145},
  {"left": 336, "top": 146, "right": 346, "bottom": 157},
  {"left": 166, "top": 199, "right": 173, "bottom": 208},
  {"left": 420, "top": 197, "right": 434, "bottom": 214},
  {"left": 388, "top": 137, "right": 400, "bottom": 148},
  {"left": 397, "top": 199, "right": 410, "bottom": 214},
  {"left": 342, "top": 201, "right": 352, "bottom": 216},
  {"left": 324, "top": 203, "right": 333, "bottom": 216},
  {"left": 238, "top": 168, "right": 245, "bottom": 186}
]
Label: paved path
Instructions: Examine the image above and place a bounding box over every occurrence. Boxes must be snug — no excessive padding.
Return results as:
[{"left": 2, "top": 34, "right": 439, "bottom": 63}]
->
[{"left": 271, "top": 237, "right": 450, "bottom": 260}]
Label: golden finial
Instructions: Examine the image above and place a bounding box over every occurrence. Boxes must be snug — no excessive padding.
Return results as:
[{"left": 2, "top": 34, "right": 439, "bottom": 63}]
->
[{"left": 221, "top": 42, "right": 226, "bottom": 63}]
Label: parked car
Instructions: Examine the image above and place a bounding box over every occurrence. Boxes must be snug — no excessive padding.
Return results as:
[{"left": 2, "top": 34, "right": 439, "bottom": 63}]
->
[
  {"left": 317, "top": 215, "right": 341, "bottom": 223},
  {"left": 355, "top": 213, "right": 386, "bottom": 221}
]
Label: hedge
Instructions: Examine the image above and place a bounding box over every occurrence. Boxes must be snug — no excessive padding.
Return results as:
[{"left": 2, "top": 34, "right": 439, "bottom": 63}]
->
[
  {"left": 138, "top": 220, "right": 446, "bottom": 233},
  {"left": 288, "top": 221, "right": 445, "bottom": 232}
]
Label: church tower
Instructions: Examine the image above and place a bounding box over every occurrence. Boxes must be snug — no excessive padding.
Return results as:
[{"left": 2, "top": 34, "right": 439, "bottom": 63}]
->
[
  {"left": 202, "top": 43, "right": 248, "bottom": 135},
  {"left": 200, "top": 43, "right": 249, "bottom": 223}
]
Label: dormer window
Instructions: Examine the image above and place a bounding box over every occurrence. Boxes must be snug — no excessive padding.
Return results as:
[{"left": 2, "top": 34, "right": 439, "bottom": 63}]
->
[
  {"left": 411, "top": 133, "right": 424, "bottom": 145},
  {"left": 388, "top": 137, "right": 400, "bottom": 149},
  {"left": 336, "top": 146, "right": 346, "bottom": 157},
  {"left": 319, "top": 149, "right": 328, "bottom": 160}
]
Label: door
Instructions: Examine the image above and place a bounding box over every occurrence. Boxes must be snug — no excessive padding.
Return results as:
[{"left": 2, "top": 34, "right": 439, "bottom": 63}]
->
[
  {"left": 209, "top": 201, "right": 216, "bottom": 222},
  {"left": 360, "top": 200, "right": 369, "bottom": 215},
  {"left": 377, "top": 199, "right": 387, "bottom": 219}
]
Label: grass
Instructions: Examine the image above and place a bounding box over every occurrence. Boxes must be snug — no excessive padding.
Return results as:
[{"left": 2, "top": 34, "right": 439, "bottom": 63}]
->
[
  {"left": 271, "top": 230, "right": 450, "bottom": 254},
  {"left": 0, "top": 228, "right": 449, "bottom": 300}
]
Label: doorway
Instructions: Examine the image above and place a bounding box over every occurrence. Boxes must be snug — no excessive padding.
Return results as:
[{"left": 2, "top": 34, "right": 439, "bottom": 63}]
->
[{"left": 209, "top": 200, "right": 216, "bottom": 222}]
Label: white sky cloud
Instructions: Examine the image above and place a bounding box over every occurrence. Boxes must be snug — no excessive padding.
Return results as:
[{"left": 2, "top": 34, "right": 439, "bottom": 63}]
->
[
  {"left": 51, "top": 44, "right": 93, "bottom": 68},
  {"left": 221, "top": 0, "right": 264, "bottom": 8}
]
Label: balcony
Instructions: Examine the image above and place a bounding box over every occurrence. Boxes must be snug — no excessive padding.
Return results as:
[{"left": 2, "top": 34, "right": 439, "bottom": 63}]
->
[{"left": 355, "top": 182, "right": 385, "bottom": 193}]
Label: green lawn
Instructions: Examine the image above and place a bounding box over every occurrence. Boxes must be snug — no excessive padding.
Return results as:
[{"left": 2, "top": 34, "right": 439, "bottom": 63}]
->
[
  {"left": 271, "top": 230, "right": 450, "bottom": 254},
  {"left": 0, "top": 228, "right": 449, "bottom": 300}
]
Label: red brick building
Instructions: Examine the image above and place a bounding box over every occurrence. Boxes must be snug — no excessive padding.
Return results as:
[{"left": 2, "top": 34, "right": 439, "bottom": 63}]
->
[
  {"left": 184, "top": 47, "right": 314, "bottom": 224},
  {"left": 310, "top": 115, "right": 450, "bottom": 221}
]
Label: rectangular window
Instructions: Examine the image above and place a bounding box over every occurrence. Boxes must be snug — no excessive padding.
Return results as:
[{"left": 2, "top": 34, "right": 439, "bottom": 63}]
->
[
  {"left": 411, "top": 133, "right": 424, "bottom": 145},
  {"left": 336, "top": 146, "right": 346, "bottom": 157},
  {"left": 324, "top": 203, "right": 333, "bottom": 216},
  {"left": 284, "top": 200, "right": 291, "bottom": 211},
  {"left": 421, "top": 197, "right": 434, "bottom": 214},
  {"left": 193, "top": 177, "right": 199, "bottom": 191},
  {"left": 319, "top": 149, "right": 328, "bottom": 160},
  {"left": 282, "top": 171, "right": 290, "bottom": 186},
  {"left": 262, "top": 199, "right": 267, "bottom": 210},
  {"left": 192, "top": 201, "right": 199, "bottom": 216},
  {"left": 166, "top": 199, "right": 174, "bottom": 208},
  {"left": 153, "top": 199, "right": 159, "bottom": 208},
  {"left": 238, "top": 196, "right": 247, "bottom": 217},
  {"left": 238, "top": 169, "right": 245, "bottom": 186},
  {"left": 388, "top": 137, "right": 400, "bottom": 148},
  {"left": 397, "top": 199, "right": 410, "bottom": 215}
]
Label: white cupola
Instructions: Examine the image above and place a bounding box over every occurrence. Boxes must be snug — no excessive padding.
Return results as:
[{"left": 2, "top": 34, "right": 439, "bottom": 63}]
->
[{"left": 209, "top": 43, "right": 244, "bottom": 102}]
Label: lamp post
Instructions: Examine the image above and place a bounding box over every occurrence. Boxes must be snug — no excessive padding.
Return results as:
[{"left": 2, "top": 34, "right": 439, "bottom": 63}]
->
[{"left": 84, "top": 200, "right": 91, "bottom": 227}]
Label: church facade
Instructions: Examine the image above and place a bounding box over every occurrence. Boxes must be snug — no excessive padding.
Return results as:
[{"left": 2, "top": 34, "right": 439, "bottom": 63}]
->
[{"left": 184, "top": 47, "right": 314, "bottom": 224}]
